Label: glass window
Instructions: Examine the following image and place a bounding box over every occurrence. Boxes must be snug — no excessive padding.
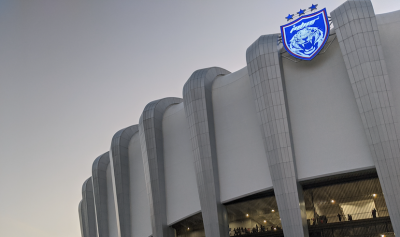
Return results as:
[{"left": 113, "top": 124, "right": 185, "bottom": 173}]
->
[
  {"left": 171, "top": 212, "right": 204, "bottom": 237},
  {"left": 226, "top": 195, "right": 282, "bottom": 235},
  {"left": 304, "top": 178, "right": 389, "bottom": 225}
]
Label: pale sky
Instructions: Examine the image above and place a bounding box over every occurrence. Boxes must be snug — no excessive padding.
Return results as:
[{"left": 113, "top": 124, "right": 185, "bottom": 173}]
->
[{"left": 1, "top": 0, "right": 399, "bottom": 236}]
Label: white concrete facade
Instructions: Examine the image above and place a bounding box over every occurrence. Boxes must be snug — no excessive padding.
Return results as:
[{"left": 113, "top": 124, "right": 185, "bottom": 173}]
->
[
  {"left": 128, "top": 132, "right": 152, "bottom": 237},
  {"left": 106, "top": 164, "right": 118, "bottom": 237},
  {"left": 283, "top": 39, "right": 375, "bottom": 181},
  {"left": 79, "top": 2, "right": 400, "bottom": 237},
  {"left": 162, "top": 103, "right": 201, "bottom": 225},
  {"left": 212, "top": 67, "right": 274, "bottom": 203}
]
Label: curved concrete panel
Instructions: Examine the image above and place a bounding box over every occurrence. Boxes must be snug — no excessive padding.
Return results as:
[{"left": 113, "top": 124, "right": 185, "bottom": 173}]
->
[
  {"left": 79, "top": 200, "right": 86, "bottom": 237},
  {"left": 82, "top": 177, "right": 98, "bottom": 237},
  {"left": 212, "top": 66, "right": 274, "bottom": 203},
  {"left": 162, "top": 102, "right": 201, "bottom": 224},
  {"left": 139, "top": 97, "right": 183, "bottom": 237},
  {"left": 128, "top": 132, "right": 152, "bottom": 237},
  {"left": 106, "top": 163, "right": 119, "bottom": 237},
  {"left": 331, "top": 0, "right": 400, "bottom": 233},
  {"left": 110, "top": 125, "right": 138, "bottom": 237},
  {"left": 92, "top": 152, "right": 110, "bottom": 237},
  {"left": 283, "top": 39, "right": 375, "bottom": 181},
  {"left": 182, "top": 67, "right": 231, "bottom": 237},
  {"left": 246, "top": 35, "right": 309, "bottom": 237},
  {"left": 377, "top": 9, "right": 400, "bottom": 25}
]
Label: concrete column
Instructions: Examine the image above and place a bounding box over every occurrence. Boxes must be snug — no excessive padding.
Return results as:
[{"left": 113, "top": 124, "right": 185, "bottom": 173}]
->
[
  {"left": 110, "top": 125, "right": 138, "bottom": 237},
  {"left": 246, "top": 34, "right": 309, "bottom": 237},
  {"left": 79, "top": 200, "right": 87, "bottom": 237},
  {"left": 139, "top": 97, "right": 183, "bottom": 237},
  {"left": 182, "top": 67, "right": 231, "bottom": 237},
  {"left": 92, "top": 152, "right": 110, "bottom": 237},
  {"left": 82, "top": 177, "right": 98, "bottom": 237},
  {"left": 331, "top": 0, "right": 400, "bottom": 233}
]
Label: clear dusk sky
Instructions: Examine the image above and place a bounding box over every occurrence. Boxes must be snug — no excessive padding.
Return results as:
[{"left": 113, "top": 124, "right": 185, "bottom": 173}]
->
[{"left": 1, "top": 0, "right": 399, "bottom": 236}]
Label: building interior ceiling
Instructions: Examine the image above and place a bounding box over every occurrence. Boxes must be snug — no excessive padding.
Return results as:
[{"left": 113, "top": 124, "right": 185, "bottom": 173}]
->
[{"left": 226, "top": 195, "right": 281, "bottom": 227}]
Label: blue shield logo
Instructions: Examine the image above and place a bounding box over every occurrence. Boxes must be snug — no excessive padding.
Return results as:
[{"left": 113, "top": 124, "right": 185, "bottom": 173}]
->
[{"left": 280, "top": 8, "right": 330, "bottom": 61}]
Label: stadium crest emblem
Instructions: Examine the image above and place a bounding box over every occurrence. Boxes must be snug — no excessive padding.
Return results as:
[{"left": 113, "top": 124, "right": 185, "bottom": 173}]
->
[{"left": 280, "top": 8, "right": 330, "bottom": 61}]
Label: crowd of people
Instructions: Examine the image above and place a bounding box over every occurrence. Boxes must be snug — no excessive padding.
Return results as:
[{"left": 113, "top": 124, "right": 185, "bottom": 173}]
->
[
  {"left": 335, "top": 208, "right": 377, "bottom": 222},
  {"left": 311, "top": 208, "right": 379, "bottom": 225},
  {"left": 230, "top": 224, "right": 282, "bottom": 236},
  {"left": 228, "top": 208, "right": 380, "bottom": 236}
]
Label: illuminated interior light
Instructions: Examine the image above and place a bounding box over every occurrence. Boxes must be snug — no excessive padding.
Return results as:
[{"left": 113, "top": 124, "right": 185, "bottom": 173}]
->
[
  {"left": 246, "top": 214, "right": 249, "bottom": 217},
  {"left": 373, "top": 194, "right": 377, "bottom": 197},
  {"left": 264, "top": 220, "right": 266, "bottom": 223},
  {"left": 331, "top": 200, "right": 335, "bottom": 203},
  {"left": 272, "top": 209, "right": 275, "bottom": 212}
]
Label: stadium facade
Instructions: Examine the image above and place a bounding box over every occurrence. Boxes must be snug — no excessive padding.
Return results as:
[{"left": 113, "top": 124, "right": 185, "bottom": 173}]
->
[{"left": 79, "top": 1, "right": 400, "bottom": 236}]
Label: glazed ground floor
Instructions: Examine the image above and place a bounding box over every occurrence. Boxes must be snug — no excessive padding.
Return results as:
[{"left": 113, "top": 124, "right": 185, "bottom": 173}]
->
[{"left": 173, "top": 169, "right": 394, "bottom": 237}]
